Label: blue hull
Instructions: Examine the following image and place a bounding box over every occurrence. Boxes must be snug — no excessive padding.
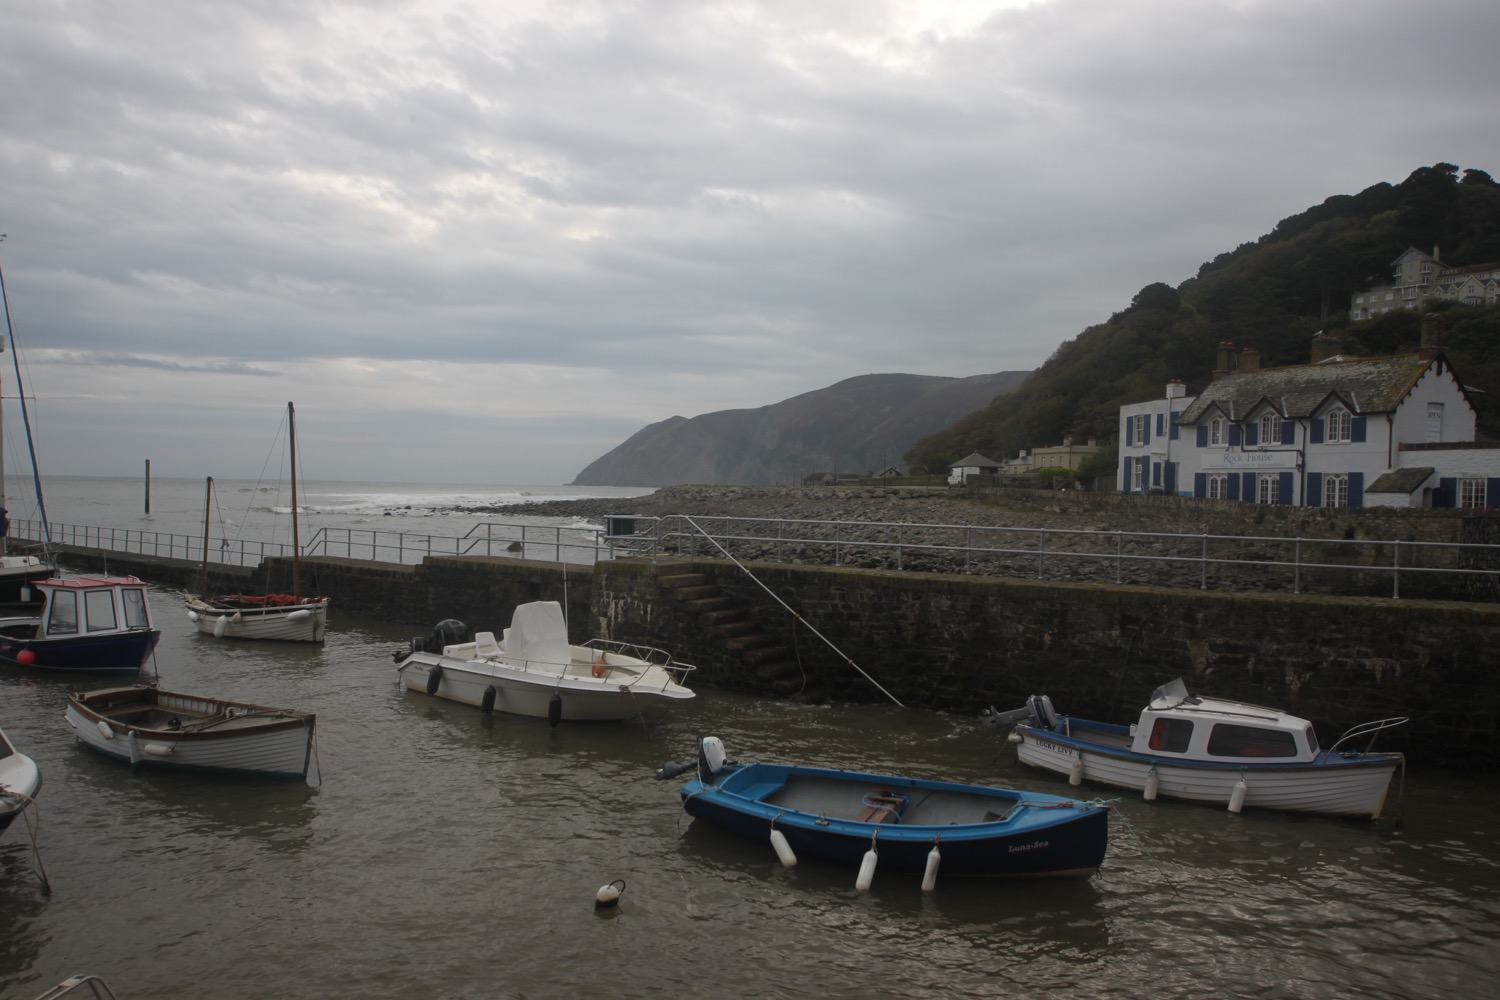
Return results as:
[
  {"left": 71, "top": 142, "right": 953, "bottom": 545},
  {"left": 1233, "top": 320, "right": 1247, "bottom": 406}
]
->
[
  {"left": 0, "top": 629, "right": 160, "bottom": 673},
  {"left": 679, "top": 762, "right": 1108, "bottom": 878}
]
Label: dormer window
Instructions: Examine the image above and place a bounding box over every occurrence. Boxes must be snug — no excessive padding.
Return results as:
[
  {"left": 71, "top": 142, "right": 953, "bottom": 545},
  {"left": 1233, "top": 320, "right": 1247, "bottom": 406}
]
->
[
  {"left": 1209, "top": 416, "right": 1226, "bottom": 446},
  {"left": 1259, "top": 413, "right": 1282, "bottom": 447},
  {"left": 1327, "top": 407, "right": 1352, "bottom": 443}
]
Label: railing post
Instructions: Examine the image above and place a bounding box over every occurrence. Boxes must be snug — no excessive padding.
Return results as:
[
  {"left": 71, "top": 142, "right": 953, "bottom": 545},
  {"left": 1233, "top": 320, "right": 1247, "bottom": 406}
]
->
[
  {"left": 1116, "top": 530, "right": 1123, "bottom": 584},
  {"left": 1294, "top": 538, "right": 1301, "bottom": 594},
  {"left": 1037, "top": 529, "right": 1045, "bottom": 579},
  {"left": 1201, "top": 534, "right": 1208, "bottom": 589},
  {"left": 1393, "top": 540, "right": 1401, "bottom": 599}
]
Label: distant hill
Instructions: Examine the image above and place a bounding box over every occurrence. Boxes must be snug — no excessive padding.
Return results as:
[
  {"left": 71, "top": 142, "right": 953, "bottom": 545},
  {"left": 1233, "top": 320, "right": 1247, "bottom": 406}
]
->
[
  {"left": 905, "top": 162, "right": 1500, "bottom": 476},
  {"left": 571, "top": 371, "right": 1030, "bottom": 487}
]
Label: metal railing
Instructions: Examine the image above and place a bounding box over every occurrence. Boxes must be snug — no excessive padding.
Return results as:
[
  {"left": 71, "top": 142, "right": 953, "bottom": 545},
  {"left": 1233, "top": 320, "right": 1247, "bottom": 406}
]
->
[
  {"left": 15, "top": 512, "right": 1500, "bottom": 600},
  {"left": 11, "top": 518, "right": 611, "bottom": 570},
  {"left": 608, "top": 513, "right": 1500, "bottom": 600}
]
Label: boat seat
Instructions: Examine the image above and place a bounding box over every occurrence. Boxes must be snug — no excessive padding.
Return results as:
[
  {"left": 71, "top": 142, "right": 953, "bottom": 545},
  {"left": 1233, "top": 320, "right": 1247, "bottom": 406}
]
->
[
  {"left": 858, "top": 790, "right": 910, "bottom": 824},
  {"left": 473, "top": 631, "right": 501, "bottom": 658}
]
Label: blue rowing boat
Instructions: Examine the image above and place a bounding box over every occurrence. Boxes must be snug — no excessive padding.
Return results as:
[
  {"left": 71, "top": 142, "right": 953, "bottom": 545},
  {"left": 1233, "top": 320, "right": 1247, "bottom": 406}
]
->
[{"left": 657, "top": 738, "right": 1108, "bottom": 885}]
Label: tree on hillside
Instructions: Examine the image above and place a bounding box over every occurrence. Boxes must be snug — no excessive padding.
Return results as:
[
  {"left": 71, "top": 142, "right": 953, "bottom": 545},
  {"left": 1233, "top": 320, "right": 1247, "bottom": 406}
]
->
[{"left": 905, "top": 163, "right": 1500, "bottom": 472}]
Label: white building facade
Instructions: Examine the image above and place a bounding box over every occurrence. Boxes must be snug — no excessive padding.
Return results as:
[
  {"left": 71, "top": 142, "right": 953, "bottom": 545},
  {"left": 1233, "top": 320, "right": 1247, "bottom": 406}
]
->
[{"left": 1117, "top": 332, "right": 1500, "bottom": 509}]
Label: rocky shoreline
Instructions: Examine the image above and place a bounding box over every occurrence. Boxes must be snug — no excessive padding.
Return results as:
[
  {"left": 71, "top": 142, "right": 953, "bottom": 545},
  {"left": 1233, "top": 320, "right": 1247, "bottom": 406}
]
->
[{"left": 441, "top": 483, "right": 1473, "bottom": 599}]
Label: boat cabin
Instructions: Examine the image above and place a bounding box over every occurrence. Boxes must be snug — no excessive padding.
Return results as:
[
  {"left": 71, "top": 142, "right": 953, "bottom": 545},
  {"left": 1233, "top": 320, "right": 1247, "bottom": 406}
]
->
[
  {"left": 35, "top": 576, "right": 155, "bottom": 639},
  {"left": 1127, "top": 679, "right": 1320, "bottom": 764}
]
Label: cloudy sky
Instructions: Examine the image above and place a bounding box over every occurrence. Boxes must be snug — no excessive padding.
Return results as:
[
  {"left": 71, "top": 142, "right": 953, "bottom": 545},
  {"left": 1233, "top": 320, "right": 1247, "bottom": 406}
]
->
[{"left": 2, "top": 0, "right": 1497, "bottom": 486}]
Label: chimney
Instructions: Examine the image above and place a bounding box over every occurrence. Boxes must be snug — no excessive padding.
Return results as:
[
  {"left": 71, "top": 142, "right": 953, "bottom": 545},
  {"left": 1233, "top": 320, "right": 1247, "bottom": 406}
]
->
[
  {"left": 1310, "top": 332, "right": 1343, "bottom": 364},
  {"left": 1419, "top": 312, "right": 1445, "bottom": 360},
  {"left": 1239, "top": 347, "right": 1261, "bottom": 372},
  {"left": 1087, "top": 436, "right": 1097, "bottom": 447},
  {"left": 1166, "top": 379, "right": 1186, "bottom": 399},
  {"left": 1212, "top": 341, "right": 1236, "bottom": 380}
]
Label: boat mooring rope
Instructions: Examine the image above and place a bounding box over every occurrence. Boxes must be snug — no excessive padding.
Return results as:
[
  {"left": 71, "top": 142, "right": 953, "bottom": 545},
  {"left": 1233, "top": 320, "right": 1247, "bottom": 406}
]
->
[{"left": 11, "top": 791, "right": 51, "bottom": 895}]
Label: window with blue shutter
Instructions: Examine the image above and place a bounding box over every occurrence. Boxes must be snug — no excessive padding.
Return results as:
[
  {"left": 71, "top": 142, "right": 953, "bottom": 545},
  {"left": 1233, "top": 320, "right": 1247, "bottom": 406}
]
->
[
  {"left": 1242, "top": 472, "right": 1256, "bottom": 500},
  {"left": 1438, "top": 477, "right": 1457, "bottom": 508},
  {"left": 1143, "top": 420, "right": 1151, "bottom": 445},
  {"left": 1123, "top": 417, "right": 1131, "bottom": 444},
  {"left": 1156, "top": 413, "right": 1164, "bottom": 437},
  {"left": 1488, "top": 478, "right": 1500, "bottom": 509},
  {"left": 1194, "top": 472, "right": 1206, "bottom": 498},
  {"left": 1281, "top": 421, "right": 1295, "bottom": 445},
  {"left": 1165, "top": 462, "right": 1177, "bottom": 494},
  {"left": 1352, "top": 417, "right": 1367, "bottom": 443},
  {"left": 1310, "top": 419, "right": 1324, "bottom": 444},
  {"left": 1170, "top": 410, "right": 1181, "bottom": 440},
  {"left": 1349, "top": 472, "right": 1364, "bottom": 508},
  {"left": 1228, "top": 474, "right": 1241, "bottom": 501},
  {"left": 1245, "top": 423, "right": 1259, "bottom": 446},
  {"left": 1278, "top": 471, "right": 1293, "bottom": 505},
  {"left": 1196, "top": 426, "right": 1208, "bottom": 447},
  {"left": 1307, "top": 472, "right": 1322, "bottom": 507},
  {"left": 1229, "top": 425, "right": 1242, "bottom": 447},
  {"left": 1152, "top": 461, "right": 1161, "bottom": 487}
]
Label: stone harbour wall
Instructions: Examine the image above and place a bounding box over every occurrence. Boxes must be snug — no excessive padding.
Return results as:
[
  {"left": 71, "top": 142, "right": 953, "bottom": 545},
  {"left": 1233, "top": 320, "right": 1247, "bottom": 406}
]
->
[{"left": 56, "top": 538, "right": 1500, "bottom": 770}]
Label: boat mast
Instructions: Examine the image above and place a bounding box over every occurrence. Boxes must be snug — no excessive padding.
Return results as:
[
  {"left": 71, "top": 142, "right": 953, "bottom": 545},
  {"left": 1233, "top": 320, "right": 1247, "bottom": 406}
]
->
[
  {"left": 0, "top": 237, "right": 50, "bottom": 546},
  {"left": 199, "top": 476, "right": 212, "bottom": 595},
  {"left": 288, "top": 401, "right": 300, "bottom": 598}
]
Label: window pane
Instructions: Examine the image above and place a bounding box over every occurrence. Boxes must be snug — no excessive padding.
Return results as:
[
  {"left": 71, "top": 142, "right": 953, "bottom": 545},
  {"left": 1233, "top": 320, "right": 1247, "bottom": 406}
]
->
[
  {"left": 122, "top": 589, "right": 150, "bottom": 628},
  {"left": 1207, "top": 723, "right": 1298, "bottom": 758},
  {"left": 85, "top": 590, "right": 119, "bottom": 632},
  {"left": 48, "top": 591, "right": 79, "bottom": 635},
  {"left": 1147, "top": 718, "right": 1193, "bottom": 753}
]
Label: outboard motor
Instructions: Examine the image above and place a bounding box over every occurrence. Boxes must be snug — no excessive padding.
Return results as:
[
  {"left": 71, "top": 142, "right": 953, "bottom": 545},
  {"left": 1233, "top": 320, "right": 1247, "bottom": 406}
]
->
[
  {"left": 392, "top": 618, "right": 469, "bottom": 662},
  {"left": 654, "top": 736, "right": 734, "bottom": 782},
  {"left": 697, "top": 736, "right": 728, "bottom": 780},
  {"left": 978, "top": 694, "right": 1057, "bottom": 731}
]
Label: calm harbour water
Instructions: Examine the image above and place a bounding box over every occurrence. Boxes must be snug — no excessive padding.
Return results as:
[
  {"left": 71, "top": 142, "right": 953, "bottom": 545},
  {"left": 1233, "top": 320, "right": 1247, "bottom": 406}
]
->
[{"left": 1, "top": 480, "right": 1497, "bottom": 998}]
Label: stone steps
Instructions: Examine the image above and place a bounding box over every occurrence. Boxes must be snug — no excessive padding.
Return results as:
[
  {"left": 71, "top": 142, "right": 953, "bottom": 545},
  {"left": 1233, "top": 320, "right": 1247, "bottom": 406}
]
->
[{"left": 658, "top": 568, "right": 793, "bottom": 687}]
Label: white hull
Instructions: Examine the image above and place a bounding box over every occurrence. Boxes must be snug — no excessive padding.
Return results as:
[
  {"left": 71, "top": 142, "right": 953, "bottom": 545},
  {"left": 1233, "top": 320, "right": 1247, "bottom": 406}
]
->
[
  {"left": 65, "top": 688, "right": 316, "bottom": 779},
  {"left": 186, "top": 599, "right": 329, "bottom": 643},
  {"left": 0, "top": 742, "right": 41, "bottom": 834},
  {"left": 396, "top": 647, "right": 694, "bottom": 722},
  {"left": 1015, "top": 729, "right": 1398, "bottom": 818}
]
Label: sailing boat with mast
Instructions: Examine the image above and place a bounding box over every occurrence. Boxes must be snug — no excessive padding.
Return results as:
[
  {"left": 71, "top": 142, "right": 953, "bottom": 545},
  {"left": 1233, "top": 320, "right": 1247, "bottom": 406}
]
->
[
  {"left": 0, "top": 239, "right": 55, "bottom": 608},
  {"left": 184, "top": 402, "right": 330, "bottom": 643}
]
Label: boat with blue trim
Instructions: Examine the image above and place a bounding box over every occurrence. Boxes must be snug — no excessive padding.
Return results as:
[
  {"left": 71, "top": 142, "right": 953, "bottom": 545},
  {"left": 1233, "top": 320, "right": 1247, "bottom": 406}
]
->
[
  {"left": 0, "top": 576, "right": 161, "bottom": 674},
  {"left": 983, "top": 678, "right": 1406, "bottom": 818},
  {"left": 657, "top": 737, "right": 1109, "bottom": 885}
]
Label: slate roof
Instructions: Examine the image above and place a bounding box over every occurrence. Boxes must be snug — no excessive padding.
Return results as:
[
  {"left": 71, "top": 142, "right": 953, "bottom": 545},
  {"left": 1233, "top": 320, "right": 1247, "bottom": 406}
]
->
[
  {"left": 1367, "top": 467, "right": 1435, "bottom": 494},
  {"left": 951, "top": 452, "right": 1001, "bottom": 468},
  {"left": 1176, "top": 354, "right": 1439, "bottom": 424}
]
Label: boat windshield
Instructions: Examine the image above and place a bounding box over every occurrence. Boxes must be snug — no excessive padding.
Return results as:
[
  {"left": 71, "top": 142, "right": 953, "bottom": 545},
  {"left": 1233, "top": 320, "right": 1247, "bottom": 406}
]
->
[{"left": 1304, "top": 725, "right": 1319, "bottom": 754}]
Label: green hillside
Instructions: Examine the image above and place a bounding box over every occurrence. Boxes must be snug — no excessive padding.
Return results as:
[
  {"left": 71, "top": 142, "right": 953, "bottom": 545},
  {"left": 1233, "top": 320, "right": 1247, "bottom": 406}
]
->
[{"left": 905, "top": 163, "right": 1500, "bottom": 479}]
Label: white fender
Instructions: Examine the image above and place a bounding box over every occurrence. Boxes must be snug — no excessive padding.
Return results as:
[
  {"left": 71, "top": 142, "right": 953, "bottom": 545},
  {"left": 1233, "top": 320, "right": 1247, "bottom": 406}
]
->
[
  {"left": 213, "top": 615, "right": 229, "bottom": 638},
  {"left": 96, "top": 720, "right": 115, "bottom": 740},
  {"left": 286, "top": 609, "right": 312, "bottom": 622},
  {"left": 142, "top": 743, "right": 173, "bottom": 756},
  {"left": 770, "top": 828, "right": 797, "bottom": 867},
  {"left": 1144, "top": 768, "right": 1160, "bottom": 802},
  {"left": 1229, "top": 778, "right": 1248, "bottom": 814},
  {"left": 187, "top": 610, "right": 200, "bottom": 622},
  {"left": 856, "top": 848, "right": 878, "bottom": 891},
  {"left": 921, "top": 845, "right": 941, "bottom": 892}
]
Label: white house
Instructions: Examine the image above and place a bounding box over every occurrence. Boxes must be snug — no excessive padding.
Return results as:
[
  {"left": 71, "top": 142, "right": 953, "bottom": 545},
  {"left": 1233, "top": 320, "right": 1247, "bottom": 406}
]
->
[
  {"left": 948, "top": 452, "right": 1001, "bottom": 486},
  {"left": 1117, "top": 317, "right": 1500, "bottom": 508},
  {"left": 1118, "top": 380, "right": 1195, "bottom": 494}
]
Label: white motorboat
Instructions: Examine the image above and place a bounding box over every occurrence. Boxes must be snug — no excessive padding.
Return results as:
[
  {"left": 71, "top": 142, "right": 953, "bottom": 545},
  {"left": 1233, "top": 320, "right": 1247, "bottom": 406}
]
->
[
  {"left": 394, "top": 601, "right": 697, "bottom": 724},
  {"left": 982, "top": 678, "right": 1406, "bottom": 818},
  {"left": 65, "top": 684, "right": 317, "bottom": 780}
]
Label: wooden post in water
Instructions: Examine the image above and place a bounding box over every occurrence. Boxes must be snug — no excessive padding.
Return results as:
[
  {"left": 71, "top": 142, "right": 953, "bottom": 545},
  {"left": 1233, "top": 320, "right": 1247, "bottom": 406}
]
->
[{"left": 144, "top": 459, "right": 151, "bottom": 514}]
